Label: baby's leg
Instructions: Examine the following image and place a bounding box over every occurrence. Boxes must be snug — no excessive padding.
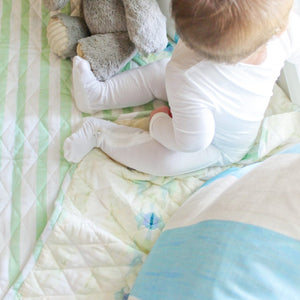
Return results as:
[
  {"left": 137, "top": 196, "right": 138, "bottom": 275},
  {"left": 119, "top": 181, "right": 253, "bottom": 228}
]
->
[
  {"left": 72, "top": 56, "right": 169, "bottom": 114},
  {"left": 64, "top": 117, "right": 226, "bottom": 176}
]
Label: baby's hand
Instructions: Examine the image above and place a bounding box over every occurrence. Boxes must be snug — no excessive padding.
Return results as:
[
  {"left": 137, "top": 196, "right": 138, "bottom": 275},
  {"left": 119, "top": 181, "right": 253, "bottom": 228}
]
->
[{"left": 149, "top": 106, "right": 172, "bottom": 121}]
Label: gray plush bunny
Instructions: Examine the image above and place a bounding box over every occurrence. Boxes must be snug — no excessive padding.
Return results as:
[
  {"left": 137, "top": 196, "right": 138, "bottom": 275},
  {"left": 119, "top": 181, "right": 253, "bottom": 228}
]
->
[{"left": 44, "top": 0, "right": 168, "bottom": 81}]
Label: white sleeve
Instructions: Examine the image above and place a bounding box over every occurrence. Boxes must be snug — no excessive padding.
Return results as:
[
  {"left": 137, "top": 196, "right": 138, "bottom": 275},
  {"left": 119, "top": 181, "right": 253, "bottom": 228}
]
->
[
  {"left": 282, "top": 12, "right": 300, "bottom": 105},
  {"left": 286, "top": 12, "right": 300, "bottom": 62},
  {"left": 149, "top": 62, "right": 216, "bottom": 152}
]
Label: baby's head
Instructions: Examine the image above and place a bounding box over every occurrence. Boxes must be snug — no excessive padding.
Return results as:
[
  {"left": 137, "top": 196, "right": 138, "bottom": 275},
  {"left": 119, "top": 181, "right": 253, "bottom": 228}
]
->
[{"left": 172, "top": 0, "right": 294, "bottom": 63}]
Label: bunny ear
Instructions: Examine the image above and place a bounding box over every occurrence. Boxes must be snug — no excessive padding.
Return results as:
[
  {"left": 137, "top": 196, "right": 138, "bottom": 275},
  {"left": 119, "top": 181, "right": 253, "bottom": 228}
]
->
[
  {"left": 122, "top": 0, "right": 168, "bottom": 55},
  {"left": 43, "top": 0, "right": 70, "bottom": 11}
]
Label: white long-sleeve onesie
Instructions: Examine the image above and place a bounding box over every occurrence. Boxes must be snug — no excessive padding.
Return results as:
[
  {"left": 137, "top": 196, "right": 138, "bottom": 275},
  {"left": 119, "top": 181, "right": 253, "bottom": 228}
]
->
[
  {"left": 151, "top": 12, "right": 300, "bottom": 160},
  {"left": 66, "top": 12, "right": 300, "bottom": 176}
]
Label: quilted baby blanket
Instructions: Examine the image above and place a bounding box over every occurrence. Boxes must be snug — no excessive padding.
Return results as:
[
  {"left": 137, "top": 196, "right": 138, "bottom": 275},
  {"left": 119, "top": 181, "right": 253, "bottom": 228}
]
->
[
  {"left": 2, "top": 0, "right": 300, "bottom": 299},
  {"left": 5, "top": 86, "right": 300, "bottom": 299}
]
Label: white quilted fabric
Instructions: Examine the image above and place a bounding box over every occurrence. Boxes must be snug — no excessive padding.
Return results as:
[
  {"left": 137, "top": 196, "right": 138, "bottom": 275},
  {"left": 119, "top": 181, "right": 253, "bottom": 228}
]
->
[
  {"left": 11, "top": 150, "right": 203, "bottom": 299},
  {"left": 8, "top": 83, "right": 300, "bottom": 299}
]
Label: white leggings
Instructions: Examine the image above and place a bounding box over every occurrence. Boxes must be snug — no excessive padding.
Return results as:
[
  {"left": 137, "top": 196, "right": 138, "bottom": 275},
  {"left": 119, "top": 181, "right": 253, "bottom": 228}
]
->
[
  {"left": 70, "top": 57, "right": 227, "bottom": 176},
  {"left": 73, "top": 56, "right": 170, "bottom": 112},
  {"left": 96, "top": 119, "right": 226, "bottom": 176}
]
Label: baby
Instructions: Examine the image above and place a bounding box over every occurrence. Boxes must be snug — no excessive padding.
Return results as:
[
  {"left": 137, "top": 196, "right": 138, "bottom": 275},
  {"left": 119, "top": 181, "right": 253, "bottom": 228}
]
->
[{"left": 64, "top": 0, "right": 299, "bottom": 176}]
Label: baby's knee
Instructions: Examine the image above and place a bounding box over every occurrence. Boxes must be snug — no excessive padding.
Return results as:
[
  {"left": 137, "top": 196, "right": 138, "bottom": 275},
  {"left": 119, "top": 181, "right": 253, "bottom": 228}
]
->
[
  {"left": 72, "top": 95, "right": 94, "bottom": 114},
  {"left": 145, "top": 154, "right": 185, "bottom": 177}
]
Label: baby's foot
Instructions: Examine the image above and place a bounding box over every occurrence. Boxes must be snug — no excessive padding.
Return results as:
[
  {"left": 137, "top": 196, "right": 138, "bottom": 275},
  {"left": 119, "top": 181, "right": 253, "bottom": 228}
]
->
[
  {"left": 72, "top": 56, "right": 102, "bottom": 114},
  {"left": 64, "top": 117, "right": 105, "bottom": 163}
]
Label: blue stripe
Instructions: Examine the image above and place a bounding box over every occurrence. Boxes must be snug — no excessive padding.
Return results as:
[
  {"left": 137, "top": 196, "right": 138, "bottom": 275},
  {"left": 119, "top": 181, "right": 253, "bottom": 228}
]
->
[
  {"left": 202, "top": 142, "right": 300, "bottom": 189},
  {"left": 200, "top": 167, "right": 239, "bottom": 188},
  {"left": 130, "top": 220, "right": 300, "bottom": 300},
  {"left": 201, "top": 162, "right": 260, "bottom": 188},
  {"left": 278, "top": 143, "right": 300, "bottom": 154}
]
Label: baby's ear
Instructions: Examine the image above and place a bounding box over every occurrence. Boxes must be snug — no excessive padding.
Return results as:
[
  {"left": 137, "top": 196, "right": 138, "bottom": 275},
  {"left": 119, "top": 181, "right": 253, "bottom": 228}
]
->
[
  {"left": 275, "top": 24, "right": 288, "bottom": 37},
  {"left": 122, "top": 0, "right": 168, "bottom": 54},
  {"left": 43, "top": 0, "right": 70, "bottom": 11}
]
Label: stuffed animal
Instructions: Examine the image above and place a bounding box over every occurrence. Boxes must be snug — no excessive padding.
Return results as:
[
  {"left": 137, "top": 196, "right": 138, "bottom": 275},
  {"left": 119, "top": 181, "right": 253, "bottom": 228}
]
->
[{"left": 43, "top": 0, "right": 168, "bottom": 81}]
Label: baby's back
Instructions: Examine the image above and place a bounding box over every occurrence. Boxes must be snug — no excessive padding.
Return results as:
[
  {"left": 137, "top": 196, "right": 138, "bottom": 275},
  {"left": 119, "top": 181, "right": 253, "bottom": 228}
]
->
[{"left": 168, "top": 37, "right": 289, "bottom": 161}]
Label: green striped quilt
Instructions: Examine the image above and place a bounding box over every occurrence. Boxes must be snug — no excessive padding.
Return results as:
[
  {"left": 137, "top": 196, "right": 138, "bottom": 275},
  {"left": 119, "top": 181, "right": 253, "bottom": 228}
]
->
[
  {"left": 1, "top": 1, "right": 72, "bottom": 296},
  {"left": 0, "top": 0, "right": 172, "bottom": 298}
]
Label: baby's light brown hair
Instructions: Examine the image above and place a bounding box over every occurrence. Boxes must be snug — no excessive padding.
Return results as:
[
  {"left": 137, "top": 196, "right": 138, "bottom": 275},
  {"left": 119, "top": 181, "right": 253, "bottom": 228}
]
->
[{"left": 172, "top": 0, "right": 293, "bottom": 63}]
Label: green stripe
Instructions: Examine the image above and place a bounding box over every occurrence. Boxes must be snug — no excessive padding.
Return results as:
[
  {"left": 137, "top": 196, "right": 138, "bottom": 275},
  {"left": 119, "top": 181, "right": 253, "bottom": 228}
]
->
[
  {"left": 0, "top": 0, "right": 13, "bottom": 161},
  {"left": 122, "top": 107, "right": 134, "bottom": 114},
  {"left": 9, "top": 0, "right": 30, "bottom": 285},
  {"left": 143, "top": 102, "right": 154, "bottom": 111},
  {"left": 121, "top": 61, "right": 132, "bottom": 72},
  {"left": 134, "top": 111, "right": 152, "bottom": 119},
  {"left": 59, "top": 59, "right": 73, "bottom": 184},
  {"left": 61, "top": 2, "right": 71, "bottom": 14},
  {"left": 133, "top": 55, "right": 148, "bottom": 66},
  {"left": 103, "top": 109, "right": 116, "bottom": 121},
  {"left": 36, "top": 4, "right": 50, "bottom": 240},
  {"left": 36, "top": 2, "right": 73, "bottom": 239}
]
